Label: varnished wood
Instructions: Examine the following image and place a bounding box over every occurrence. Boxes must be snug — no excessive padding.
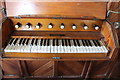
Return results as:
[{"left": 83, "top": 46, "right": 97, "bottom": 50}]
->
[
  {"left": 6, "top": 2, "right": 107, "bottom": 19},
  {"left": 57, "top": 61, "right": 85, "bottom": 76},
  {"left": 2, "top": 60, "right": 22, "bottom": 78},
  {"left": 1, "top": 1, "right": 120, "bottom": 79},
  {"left": 2, "top": 21, "right": 119, "bottom": 60},
  {"left": 10, "top": 18, "right": 102, "bottom": 32},
  {"left": 107, "top": 2, "right": 119, "bottom": 24},
  {"left": 3, "top": 52, "right": 107, "bottom": 58},
  {"left": 101, "top": 21, "right": 119, "bottom": 60},
  {"left": 53, "top": 61, "right": 58, "bottom": 76},
  {"left": 2, "top": 18, "right": 14, "bottom": 47},
  {"left": 85, "top": 61, "right": 92, "bottom": 79},
  {"left": 12, "top": 31, "right": 103, "bottom": 40},
  {"left": 2, "top": 57, "right": 110, "bottom": 61},
  {"left": 26, "top": 60, "right": 54, "bottom": 76},
  {"left": 19, "top": 61, "right": 29, "bottom": 77}
]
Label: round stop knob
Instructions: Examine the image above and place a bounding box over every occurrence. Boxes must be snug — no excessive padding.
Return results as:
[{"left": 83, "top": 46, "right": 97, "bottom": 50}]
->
[
  {"left": 60, "top": 23, "right": 65, "bottom": 29},
  {"left": 48, "top": 23, "right": 53, "bottom": 29},
  {"left": 25, "top": 23, "right": 32, "bottom": 28},
  {"left": 72, "top": 24, "right": 77, "bottom": 29}
]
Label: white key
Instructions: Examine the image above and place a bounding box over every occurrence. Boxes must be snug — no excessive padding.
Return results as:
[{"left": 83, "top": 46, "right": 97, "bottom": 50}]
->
[
  {"left": 70, "top": 40, "right": 74, "bottom": 53},
  {"left": 66, "top": 40, "right": 71, "bottom": 53},
  {"left": 90, "top": 40, "right": 97, "bottom": 53},
  {"left": 50, "top": 39, "right": 54, "bottom": 53}
]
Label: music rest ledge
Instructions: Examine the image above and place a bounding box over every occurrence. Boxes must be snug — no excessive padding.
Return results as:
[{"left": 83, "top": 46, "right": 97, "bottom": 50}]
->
[{"left": 2, "top": 17, "right": 119, "bottom": 60}]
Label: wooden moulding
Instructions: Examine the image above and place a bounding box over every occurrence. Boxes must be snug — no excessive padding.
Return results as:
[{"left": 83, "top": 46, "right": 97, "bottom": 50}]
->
[
  {"left": 101, "top": 21, "right": 119, "bottom": 60},
  {"left": 3, "top": 52, "right": 107, "bottom": 59}
]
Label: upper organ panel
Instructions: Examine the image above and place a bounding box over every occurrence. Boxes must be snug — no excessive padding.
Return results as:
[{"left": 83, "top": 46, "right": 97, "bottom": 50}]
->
[{"left": 6, "top": 2, "right": 107, "bottom": 19}]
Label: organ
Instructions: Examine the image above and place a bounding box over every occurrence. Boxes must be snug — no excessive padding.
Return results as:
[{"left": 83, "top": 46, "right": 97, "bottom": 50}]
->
[{"left": 0, "top": 1, "right": 119, "bottom": 79}]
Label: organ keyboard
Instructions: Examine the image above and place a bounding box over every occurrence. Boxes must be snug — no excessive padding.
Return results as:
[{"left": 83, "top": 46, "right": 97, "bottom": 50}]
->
[
  {"left": 2, "top": 18, "right": 116, "bottom": 58},
  {"left": 1, "top": 16, "right": 118, "bottom": 60},
  {"left": 4, "top": 38, "right": 108, "bottom": 53}
]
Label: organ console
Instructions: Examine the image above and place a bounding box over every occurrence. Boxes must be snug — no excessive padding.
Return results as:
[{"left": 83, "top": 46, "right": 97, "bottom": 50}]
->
[{"left": 0, "top": 1, "right": 119, "bottom": 79}]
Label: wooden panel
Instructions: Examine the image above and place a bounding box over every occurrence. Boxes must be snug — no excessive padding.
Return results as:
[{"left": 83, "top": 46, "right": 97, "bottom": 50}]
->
[
  {"left": 26, "top": 60, "right": 53, "bottom": 76},
  {"left": 110, "top": 53, "right": 120, "bottom": 78},
  {"left": 108, "top": 13, "right": 119, "bottom": 23},
  {"left": 101, "top": 22, "right": 119, "bottom": 59},
  {"left": 109, "top": 2, "right": 119, "bottom": 11},
  {"left": 58, "top": 61, "right": 85, "bottom": 77},
  {"left": 2, "top": 18, "right": 14, "bottom": 47},
  {"left": 2, "top": 60, "right": 22, "bottom": 78},
  {"left": 10, "top": 18, "right": 103, "bottom": 32},
  {"left": 6, "top": 2, "right": 107, "bottom": 19},
  {"left": 89, "top": 61, "right": 111, "bottom": 78},
  {"left": 107, "top": 2, "right": 119, "bottom": 23}
]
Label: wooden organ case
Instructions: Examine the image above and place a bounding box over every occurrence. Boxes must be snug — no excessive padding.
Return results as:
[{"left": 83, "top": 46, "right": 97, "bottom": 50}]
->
[{"left": 0, "top": 1, "right": 119, "bottom": 79}]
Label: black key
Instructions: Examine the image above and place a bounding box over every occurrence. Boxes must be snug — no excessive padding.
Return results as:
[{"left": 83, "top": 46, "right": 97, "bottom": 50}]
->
[
  {"left": 96, "top": 40, "right": 101, "bottom": 46},
  {"left": 20, "top": 38, "right": 25, "bottom": 45},
  {"left": 22, "top": 38, "right": 26, "bottom": 45},
  {"left": 88, "top": 40, "right": 92, "bottom": 46},
  {"left": 35, "top": 39, "right": 38, "bottom": 45},
  {"left": 84, "top": 40, "right": 89, "bottom": 46},
  {"left": 95, "top": 40, "right": 99, "bottom": 46},
  {"left": 65, "top": 39, "right": 68, "bottom": 46},
  {"left": 93, "top": 40, "right": 98, "bottom": 46},
  {"left": 31, "top": 38, "right": 35, "bottom": 45},
  {"left": 73, "top": 39, "right": 76, "bottom": 46},
  {"left": 76, "top": 40, "right": 80, "bottom": 46},
  {"left": 8, "top": 38, "right": 14, "bottom": 45},
  {"left": 47, "top": 39, "right": 50, "bottom": 46},
  {"left": 82, "top": 40, "right": 85, "bottom": 46},
  {"left": 62, "top": 39, "right": 64, "bottom": 46},
  {"left": 44, "top": 39, "right": 46, "bottom": 46},
  {"left": 26, "top": 39, "right": 30, "bottom": 45},
  {"left": 19, "top": 38, "right": 23, "bottom": 45},
  {"left": 13, "top": 38, "right": 18, "bottom": 45},
  {"left": 46, "top": 39, "right": 48, "bottom": 46},
  {"left": 68, "top": 39, "right": 71, "bottom": 46},
  {"left": 56, "top": 39, "right": 59, "bottom": 46},
  {"left": 98, "top": 40, "right": 103, "bottom": 46},
  {"left": 40, "top": 39, "right": 43, "bottom": 46},
  {"left": 53, "top": 39, "right": 55, "bottom": 46}
]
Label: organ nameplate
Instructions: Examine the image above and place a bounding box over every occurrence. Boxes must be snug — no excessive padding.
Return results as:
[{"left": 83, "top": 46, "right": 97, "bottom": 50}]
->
[{"left": 49, "top": 34, "right": 65, "bottom": 36}]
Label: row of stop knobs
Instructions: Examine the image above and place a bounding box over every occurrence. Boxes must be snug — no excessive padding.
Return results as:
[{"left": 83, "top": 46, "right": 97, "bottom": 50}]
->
[{"left": 15, "top": 23, "right": 100, "bottom": 30}]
